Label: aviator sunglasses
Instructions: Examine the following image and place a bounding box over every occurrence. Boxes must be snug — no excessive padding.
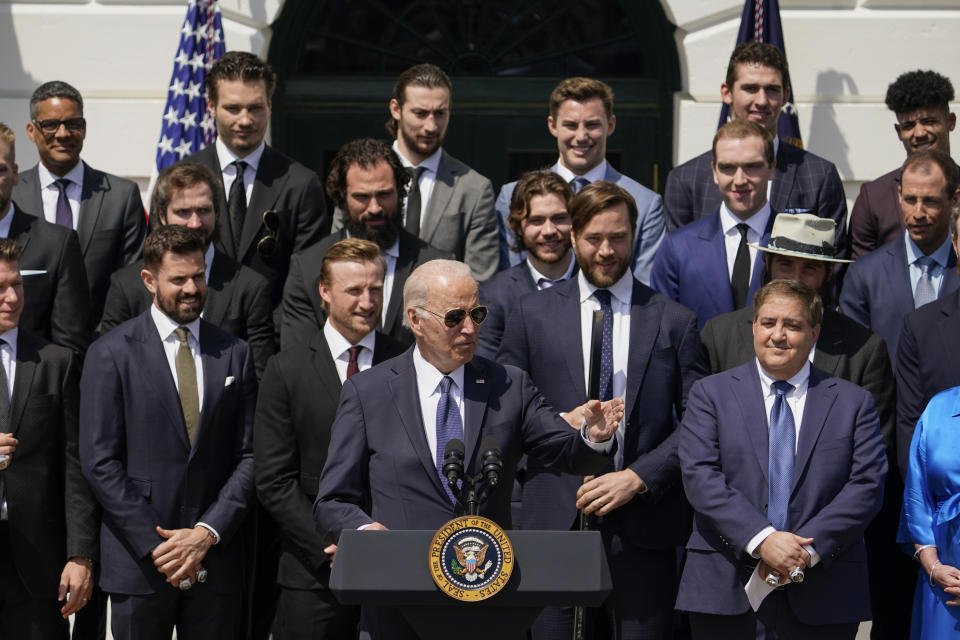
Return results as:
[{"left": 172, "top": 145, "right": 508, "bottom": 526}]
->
[{"left": 417, "top": 305, "right": 488, "bottom": 328}]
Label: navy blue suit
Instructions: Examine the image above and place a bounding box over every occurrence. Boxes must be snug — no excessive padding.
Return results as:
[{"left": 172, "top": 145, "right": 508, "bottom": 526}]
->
[
  {"left": 478, "top": 262, "right": 537, "bottom": 360},
  {"left": 677, "top": 363, "right": 887, "bottom": 629},
  {"left": 79, "top": 312, "right": 256, "bottom": 636},
  {"left": 498, "top": 276, "right": 706, "bottom": 638},
  {"left": 839, "top": 236, "right": 959, "bottom": 360},
  {"left": 650, "top": 210, "right": 769, "bottom": 330}
]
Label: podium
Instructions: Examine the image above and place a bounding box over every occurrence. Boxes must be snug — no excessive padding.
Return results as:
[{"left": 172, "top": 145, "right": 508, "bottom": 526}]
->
[{"left": 330, "top": 529, "right": 612, "bottom": 640}]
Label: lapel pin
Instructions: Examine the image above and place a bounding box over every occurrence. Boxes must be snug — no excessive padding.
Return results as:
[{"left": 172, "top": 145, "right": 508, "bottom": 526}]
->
[{"left": 476, "top": 378, "right": 484, "bottom": 384}]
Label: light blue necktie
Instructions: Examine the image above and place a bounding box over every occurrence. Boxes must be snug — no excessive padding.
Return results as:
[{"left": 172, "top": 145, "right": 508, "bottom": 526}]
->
[
  {"left": 571, "top": 177, "right": 590, "bottom": 194},
  {"left": 914, "top": 256, "right": 937, "bottom": 309},
  {"left": 435, "top": 376, "right": 464, "bottom": 503},
  {"left": 768, "top": 380, "right": 795, "bottom": 530}
]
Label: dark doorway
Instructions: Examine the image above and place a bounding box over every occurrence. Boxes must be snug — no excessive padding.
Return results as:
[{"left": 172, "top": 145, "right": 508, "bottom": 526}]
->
[{"left": 268, "top": 1, "right": 680, "bottom": 195}]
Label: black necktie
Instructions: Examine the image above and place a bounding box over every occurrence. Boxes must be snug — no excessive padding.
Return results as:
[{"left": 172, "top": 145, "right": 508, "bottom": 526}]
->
[
  {"left": 405, "top": 166, "right": 427, "bottom": 236},
  {"left": 228, "top": 160, "right": 248, "bottom": 251},
  {"left": 54, "top": 179, "right": 74, "bottom": 229},
  {"left": 731, "top": 223, "right": 751, "bottom": 309}
]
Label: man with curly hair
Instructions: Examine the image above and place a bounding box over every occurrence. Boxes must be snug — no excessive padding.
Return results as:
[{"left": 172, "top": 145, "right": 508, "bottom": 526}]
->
[{"left": 849, "top": 70, "right": 957, "bottom": 259}]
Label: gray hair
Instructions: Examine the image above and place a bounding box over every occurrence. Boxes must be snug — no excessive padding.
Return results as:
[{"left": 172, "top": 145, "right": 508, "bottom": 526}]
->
[{"left": 403, "top": 260, "right": 474, "bottom": 327}]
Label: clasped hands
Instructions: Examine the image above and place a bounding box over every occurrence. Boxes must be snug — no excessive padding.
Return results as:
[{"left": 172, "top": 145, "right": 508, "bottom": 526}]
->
[
  {"left": 757, "top": 531, "right": 814, "bottom": 587},
  {"left": 151, "top": 525, "right": 214, "bottom": 588}
]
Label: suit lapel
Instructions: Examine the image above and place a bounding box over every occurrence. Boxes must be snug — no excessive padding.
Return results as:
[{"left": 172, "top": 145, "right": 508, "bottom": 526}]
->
[
  {"left": 384, "top": 230, "right": 413, "bottom": 332},
  {"left": 886, "top": 240, "right": 915, "bottom": 309},
  {"left": 240, "top": 147, "right": 289, "bottom": 258},
  {"left": 133, "top": 313, "right": 190, "bottom": 450},
  {"left": 388, "top": 353, "right": 446, "bottom": 496},
  {"left": 734, "top": 364, "right": 771, "bottom": 483},
  {"left": 935, "top": 295, "right": 960, "bottom": 382},
  {"left": 9, "top": 208, "right": 33, "bottom": 254},
  {"left": 76, "top": 163, "right": 106, "bottom": 254},
  {"left": 624, "top": 283, "right": 660, "bottom": 420},
  {"left": 770, "top": 144, "right": 798, "bottom": 212},
  {"left": 8, "top": 333, "right": 37, "bottom": 437},
  {"left": 792, "top": 369, "right": 837, "bottom": 491},
  {"left": 14, "top": 167, "right": 44, "bottom": 218},
  {"left": 196, "top": 146, "right": 237, "bottom": 258},
  {"left": 201, "top": 253, "right": 233, "bottom": 326},
  {"left": 811, "top": 310, "right": 843, "bottom": 376},
  {"left": 554, "top": 280, "right": 587, "bottom": 400},
  {"left": 196, "top": 322, "right": 229, "bottom": 457},
  {"left": 422, "top": 152, "right": 454, "bottom": 246},
  {"left": 695, "top": 215, "right": 735, "bottom": 311},
  {"left": 943, "top": 248, "right": 960, "bottom": 295},
  {"left": 310, "top": 332, "right": 343, "bottom": 407},
  {"left": 462, "top": 359, "right": 491, "bottom": 468}
]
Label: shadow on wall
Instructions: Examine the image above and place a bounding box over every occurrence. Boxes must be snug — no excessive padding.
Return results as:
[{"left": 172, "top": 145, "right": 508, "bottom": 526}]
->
[
  {"left": 0, "top": 6, "right": 40, "bottom": 167},
  {"left": 806, "top": 70, "right": 858, "bottom": 180}
]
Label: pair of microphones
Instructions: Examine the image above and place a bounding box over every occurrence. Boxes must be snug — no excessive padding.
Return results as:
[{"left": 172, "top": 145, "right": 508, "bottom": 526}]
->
[{"left": 441, "top": 438, "right": 503, "bottom": 515}]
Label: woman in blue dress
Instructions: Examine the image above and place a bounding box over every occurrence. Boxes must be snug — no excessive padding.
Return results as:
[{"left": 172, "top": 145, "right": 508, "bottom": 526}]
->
[{"left": 900, "top": 386, "right": 960, "bottom": 638}]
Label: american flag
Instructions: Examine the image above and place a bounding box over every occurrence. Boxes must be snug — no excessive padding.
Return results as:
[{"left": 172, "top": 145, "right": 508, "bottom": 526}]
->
[
  {"left": 718, "top": 0, "right": 803, "bottom": 148},
  {"left": 154, "top": 0, "right": 225, "bottom": 170}
]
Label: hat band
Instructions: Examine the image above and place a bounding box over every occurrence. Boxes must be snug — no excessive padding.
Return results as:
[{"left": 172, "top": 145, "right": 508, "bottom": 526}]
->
[{"left": 769, "top": 237, "right": 836, "bottom": 258}]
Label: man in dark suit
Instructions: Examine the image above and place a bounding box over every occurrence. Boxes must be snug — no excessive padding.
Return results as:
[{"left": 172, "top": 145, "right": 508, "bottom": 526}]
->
[
  {"left": 496, "top": 77, "right": 664, "bottom": 284},
  {"left": 840, "top": 149, "right": 960, "bottom": 359},
  {"left": 849, "top": 70, "right": 956, "bottom": 259},
  {"left": 13, "top": 81, "right": 146, "bottom": 324},
  {"left": 499, "top": 181, "right": 706, "bottom": 639},
  {"left": 99, "top": 162, "right": 274, "bottom": 378},
  {"left": 700, "top": 213, "right": 913, "bottom": 640},
  {"left": 314, "top": 258, "right": 623, "bottom": 640},
  {"left": 282, "top": 138, "right": 449, "bottom": 348},
  {"left": 652, "top": 120, "right": 775, "bottom": 329},
  {"left": 79, "top": 226, "right": 256, "bottom": 639},
  {"left": 0, "top": 238, "right": 98, "bottom": 637},
  {"left": 678, "top": 280, "right": 887, "bottom": 639},
  {"left": 184, "top": 51, "right": 328, "bottom": 309},
  {"left": 478, "top": 170, "right": 576, "bottom": 359},
  {"left": 0, "top": 122, "right": 91, "bottom": 359},
  {"left": 663, "top": 42, "right": 847, "bottom": 258},
  {"left": 256, "top": 238, "right": 405, "bottom": 639},
  {"left": 330, "top": 64, "right": 499, "bottom": 282}
]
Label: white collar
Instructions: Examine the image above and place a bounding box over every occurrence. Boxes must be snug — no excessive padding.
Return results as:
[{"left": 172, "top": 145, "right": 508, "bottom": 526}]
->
[
  {"left": 577, "top": 268, "right": 633, "bottom": 306},
  {"left": 412, "top": 344, "right": 466, "bottom": 393},
  {"left": 0, "top": 203, "right": 13, "bottom": 238},
  {"left": 554, "top": 159, "right": 608, "bottom": 184},
  {"left": 323, "top": 321, "right": 376, "bottom": 358},
  {"left": 150, "top": 303, "right": 202, "bottom": 344},
  {"left": 526, "top": 254, "right": 576, "bottom": 285},
  {"left": 37, "top": 159, "right": 84, "bottom": 189},
  {"left": 719, "top": 200, "right": 771, "bottom": 237},
  {"left": 756, "top": 359, "right": 810, "bottom": 392},
  {"left": 392, "top": 139, "right": 442, "bottom": 174},
  {"left": 215, "top": 137, "right": 265, "bottom": 173},
  {"left": 0, "top": 326, "right": 18, "bottom": 356}
]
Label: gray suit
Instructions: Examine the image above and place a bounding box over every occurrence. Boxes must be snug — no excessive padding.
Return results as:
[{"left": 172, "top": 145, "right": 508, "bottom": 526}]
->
[
  {"left": 13, "top": 162, "right": 146, "bottom": 327},
  {"left": 331, "top": 150, "right": 499, "bottom": 282},
  {"left": 495, "top": 162, "right": 664, "bottom": 284}
]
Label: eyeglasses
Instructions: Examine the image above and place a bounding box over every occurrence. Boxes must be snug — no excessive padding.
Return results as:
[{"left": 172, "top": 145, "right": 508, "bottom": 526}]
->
[
  {"left": 33, "top": 118, "right": 86, "bottom": 134},
  {"left": 257, "top": 209, "right": 279, "bottom": 258},
  {"left": 416, "top": 305, "right": 488, "bottom": 328}
]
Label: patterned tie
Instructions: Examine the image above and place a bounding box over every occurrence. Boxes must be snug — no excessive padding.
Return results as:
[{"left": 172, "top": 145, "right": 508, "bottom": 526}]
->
[
  {"left": 571, "top": 177, "right": 590, "bottom": 194},
  {"left": 54, "top": 179, "right": 73, "bottom": 229},
  {"left": 174, "top": 327, "right": 200, "bottom": 446},
  {"left": 228, "top": 160, "right": 248, "bottom": 250},
  {"left": 346, "top": 345, "right": 361, "bottom": 379},
  {"left": 768, "top": 380, "right": 796, "bottom": 530},
  {"left": 731, "top": 223, "right": 751, "bottom": 309},
  {"left": 914, "top": 256, "right": 937, "bottom": 309},
  {"left": 592, "top": 289, "right": 621, "bottom": 469},
  {"left": 405, "top": 166, "right": 428, "bottom": 236},
  {"left": 435, "top": 376, "right": 464, "bottom": 503}
]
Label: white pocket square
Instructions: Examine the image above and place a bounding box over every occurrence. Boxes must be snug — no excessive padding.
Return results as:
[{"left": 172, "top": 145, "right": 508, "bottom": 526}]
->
[
  {"left": 224, "top": 376, "right": 235, "bottom": 387},
  {"left": 21, "top": 269, "right": 47, "bottom": 276}
]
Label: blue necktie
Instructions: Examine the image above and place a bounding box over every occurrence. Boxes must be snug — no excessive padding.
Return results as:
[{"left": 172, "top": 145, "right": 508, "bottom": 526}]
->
[
  {"left": 593, "top": 290, "right": 614, "bottom": 402},
  {"left": 914, "top": 256, "right": 937, "bottom": 309},
  {"left": 435, "top": 376, "right": 464, "bottom": 503},
  {"left": 571, "top": 177, "right": 590, "bottom": 194},
  {"left": 768, "top": 380, "right": 796, "bottom": 530}
]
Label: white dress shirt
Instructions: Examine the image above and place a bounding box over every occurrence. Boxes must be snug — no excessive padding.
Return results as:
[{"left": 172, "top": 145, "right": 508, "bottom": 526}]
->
[
  {"left": 37, "top": 161, "right": 85, "bottom": 228},
  {"left": 527, "top": 254, "right": 577, "bottom": 290},
  {"left": 0, "top": 327, "right": 17, "bottom": 521},
  {"left": 412, "top": 346, "right": 465, "bottom": 463},
  {"left": 0, "top": 202, "right": 15, "bottom": 238},
  {"left": 905, "top": 231, "right": 952, "bottom": 301},
  {"left": 324, "top": 323, "right": 376, "bottom": 384},
  {"left": 343, "top": 231, "right": 398, "bottom": 327},
  {"left": 719, "top": 201, "right": 771, "bottom": 282},
  {"left": 554, "top": 158, "right": 608, "bottom": 185},
  {"left": 394, "top": 141, "right": 442, "bottom": 231},
  {"left": 151, "top": 305, "right": 205, "bottom": 410},
  {"left": 216, "top": 137, "right": 265, "bottom": 206}
]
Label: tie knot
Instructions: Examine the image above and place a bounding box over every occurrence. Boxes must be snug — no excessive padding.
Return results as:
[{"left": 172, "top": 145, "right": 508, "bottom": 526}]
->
[
  {"left": 594, "top": 288, "right": 612, "bottom": 307},
  {"left": 537, "top": 277, "right": 556, "bottom": 289},
  {"left": 571, "top": 177, "right": 590, "bottom": 194},
  {"left": 917, "top": 256, "right": 934, "bottom": 272},
  {"left": 736, "top": 222, "right": 750, "bottom": 239},
  {"left": 55, "top": 178, "right": 71, "bottom": 193},
  {"left": 348, "top": 345, "right": 362, "bottom": 359},
  {"left": 439, "top": 375, "right": 454, "bottom": 394},
  {"left": 174, "top": 326, "right": 190, "bottom": 345},
  {"left": 773, "top": 380, "right": 794, "bottom": 397},
  {"left": 409, "top": 166, "right": 427, "bottom": 181},
  {"left": 233, "top": 160, "right": 247, "bottom": 173}
]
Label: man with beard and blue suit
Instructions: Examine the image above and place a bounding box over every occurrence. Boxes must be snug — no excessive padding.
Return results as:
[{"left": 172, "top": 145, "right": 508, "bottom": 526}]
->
[
  {"left": 314, "top": 258, "right": 624, "bottom": 640},
  {"left": 498, "top": 181, "right": 706, "bottom": 640},
  {"left": 477, "top": 170, "right": 576, "bottom": 360},
  {"left": 677, "top": 279, "right": 887, "bottom": 639},
  {"left": 80, "top": 226, "right": 256, "bottom": 639},
  {"left": 840, "top": 149, "right": 960, "bottom": 360},
  {"left": 651, "top": 120, "right": 775, "bottom": 330},
  {"left": 495, "top": 77, "right": 664, "bottom": 284}
]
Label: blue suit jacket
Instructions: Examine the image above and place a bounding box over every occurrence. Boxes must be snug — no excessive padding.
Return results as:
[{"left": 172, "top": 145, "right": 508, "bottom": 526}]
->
[
  {"left": 497, "top": 277, "right": 706, "bottom": 548},
  {"left": 663, "top": 142, "right": 848, "bottom": 258},
  {"left": 650, "top": 210, "right": 769, "bottom": 330},
  {"left": 313, "top": 350, "right": 613, "bottom": 539},
  {"left": 895, "top": 290, "right": 960, "bottom": 480},
  {"left": 677, "top": 363, "right": 887, "bottom": 624},
  {"left": 839, "top": 236, "right": 959, "bottom": 359},
  {"left": 79, "top": 311, "right": 257, "bottom": 595},
  {"left": 495, "top": 162, "right": 664, "bottom": 284}
]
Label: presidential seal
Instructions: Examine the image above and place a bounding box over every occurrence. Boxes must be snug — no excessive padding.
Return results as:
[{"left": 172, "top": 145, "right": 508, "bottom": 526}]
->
[{"left": 428, "top": 515, "right": 514, "bottom": 602}]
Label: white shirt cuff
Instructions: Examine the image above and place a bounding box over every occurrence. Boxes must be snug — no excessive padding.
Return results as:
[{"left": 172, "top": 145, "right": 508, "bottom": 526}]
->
[
  {"left": 196, "top": 522, "right": 220, "bottom": 544},
  {"left": 746, "top": 526, "right": 776, "bottom": 557},
  {"left": 579, "top": 419, "right": 614, "bottom": 453}
]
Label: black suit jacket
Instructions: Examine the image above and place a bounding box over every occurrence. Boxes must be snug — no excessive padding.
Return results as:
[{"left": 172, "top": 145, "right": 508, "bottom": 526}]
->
[
  {"left": 7, "top": 205, "right": 91, "bottom": 358},
  {"left": 13, "top": 163, "right": 146, "bottom": 323},
  {"left": 2, "top": 330, "right": 98, "bottom": 598},
  {"left": 663, "top": 142, "right": 848, "bottom": 257},
  {"left": 184, "top": 145, "right": 329, "bottom": 308},
  {"left": 254, "top": 330, "right": 405, "bottom": 589},
  {"left": 280, "top": 228, "right": 451, "bottom": 349},
  {"left": 98, "top": 252, "right": 275, "bottom": 378},
  {"left": 700, "top": 306, "right": 896, "bottom": 459}
]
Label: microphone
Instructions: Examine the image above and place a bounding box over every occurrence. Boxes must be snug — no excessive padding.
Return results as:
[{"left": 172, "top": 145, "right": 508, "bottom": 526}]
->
[
  {"left": 442, "top": 439, "right": 465, "bottom": 493},
  {"left": 480, "top": 437, "right": 503, "bottom": 491}
]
